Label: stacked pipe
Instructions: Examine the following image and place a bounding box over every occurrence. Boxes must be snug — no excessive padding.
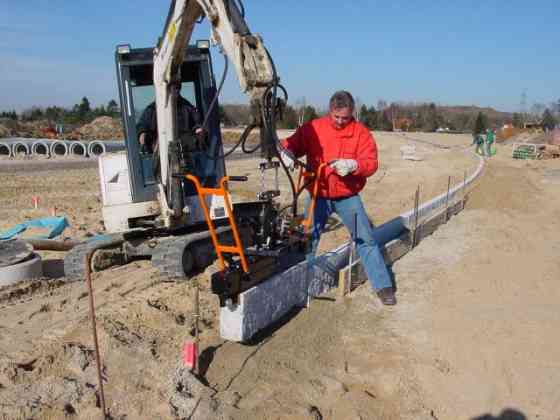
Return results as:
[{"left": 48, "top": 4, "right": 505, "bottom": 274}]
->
[
  {"left": 31, "top": 140, "right": 51, "bottom": 157},
  {"left": 12, "top": 141, "right": 31, "bottom": 157},
  {"left": 0, "top": 141, "right": 12, "bottom": 158},
  {"left": 87, "top": 140, "right": 125, "bottom": 157},
  {"left": 0, "top": 137, "right": 126, "bottom": 159}
]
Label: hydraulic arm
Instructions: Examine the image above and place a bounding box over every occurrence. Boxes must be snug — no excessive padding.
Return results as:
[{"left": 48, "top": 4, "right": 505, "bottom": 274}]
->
[{"left": 154, "top": 0, "right": 279, "bottom": 198}]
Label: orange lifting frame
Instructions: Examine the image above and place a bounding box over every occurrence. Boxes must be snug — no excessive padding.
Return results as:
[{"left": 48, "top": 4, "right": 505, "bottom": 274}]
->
[
  {"left": 185, "top": 175, "right": 250, "bottom": 273},
  {"left": 296, "top": 163, "right": 326, "bottom": 233}
]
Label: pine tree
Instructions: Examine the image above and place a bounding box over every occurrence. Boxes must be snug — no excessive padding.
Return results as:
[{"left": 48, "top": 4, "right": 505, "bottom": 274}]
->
[
  {"left": 302, "top": 105, "right": 318, "bottom": 123},
  {"left": 427, "top": 103, "right": 440, "bottom": 132},
  {"left": 473, "top": 112, "right": 488, "bottom": 135},
  {"left": 78, "top": 97, "right": 91, "bottom": 121},
  {"left": 107, "top": 99, "right": 119, "bottom": 116},
  {"left": 360, "top": 106, "right": 377, "bottom": 130},
  {"left": 512, "top": 113, "right": 523, "bottom": 128},
  {"left": 541, "top": 109, "right": 557, "bottom": 131}
]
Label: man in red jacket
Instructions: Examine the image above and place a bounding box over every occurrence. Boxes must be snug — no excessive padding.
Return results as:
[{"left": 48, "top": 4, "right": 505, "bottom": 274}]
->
[{"left": 282, "top": 91, "right": 395, "bottom": 305}]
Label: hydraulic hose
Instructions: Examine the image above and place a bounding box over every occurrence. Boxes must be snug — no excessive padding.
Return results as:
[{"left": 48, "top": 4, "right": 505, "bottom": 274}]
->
[
  {"left": 200, "top": 53, "right": 228, "bottom": 134},
  {"left": 260, "top": 47, "right": 304, "bottom": 217},
  {"left": 199, "top": 53, "right": 259, "bottom": 161}
]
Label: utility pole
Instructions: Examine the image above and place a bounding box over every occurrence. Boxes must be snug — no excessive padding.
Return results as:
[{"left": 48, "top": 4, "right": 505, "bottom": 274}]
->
[
  {"left": 520, "top": 89, "right": 527, "bottom": 128},
  {"left": 298, "top": 97, "right": 306, "bottom": 127}
]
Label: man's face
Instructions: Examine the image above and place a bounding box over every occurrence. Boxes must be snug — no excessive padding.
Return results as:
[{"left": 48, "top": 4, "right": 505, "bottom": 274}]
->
[
  {"left": 329, "top": 107, "right": 353, "bottom": 130},
  {"left": 171, "top": 82, "right": 182, "bottom": 95}
]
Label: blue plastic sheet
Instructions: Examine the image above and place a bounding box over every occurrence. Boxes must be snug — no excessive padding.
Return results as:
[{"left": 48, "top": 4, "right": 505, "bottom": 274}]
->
[{"left": 0, "top": 216, "right": 69, "bottom": 240}]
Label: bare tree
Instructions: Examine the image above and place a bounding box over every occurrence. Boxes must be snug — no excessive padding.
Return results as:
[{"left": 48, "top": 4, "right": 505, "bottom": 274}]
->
[
  {"left": 376, "top": 99, "right": 388, "bottom": 111},
  {"left": 531, "top": 102, "right": 546, "bottom": 119},
  {"left": 389, "top": 102, "right": 399, "bottom": 131},
  {"left": 293, "top": 96, "right": 306, "bottom": 127},
  {"left": 354, "top": 97, "right": 363, "bottom": 121}
]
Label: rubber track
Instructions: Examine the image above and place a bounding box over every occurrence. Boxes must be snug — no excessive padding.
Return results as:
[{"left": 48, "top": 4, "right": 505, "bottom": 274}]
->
[
  {"left": 63, "top": 233, "right": 124, "bottom": 282},
  {"left": 151, "top": 226, "right": 233, "bottom": 280}
]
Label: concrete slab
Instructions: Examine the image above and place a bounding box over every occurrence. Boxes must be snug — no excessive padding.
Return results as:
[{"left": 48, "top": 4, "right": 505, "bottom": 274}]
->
[{"left": 220, "top": 244, "right": 349, "bottom": 342}]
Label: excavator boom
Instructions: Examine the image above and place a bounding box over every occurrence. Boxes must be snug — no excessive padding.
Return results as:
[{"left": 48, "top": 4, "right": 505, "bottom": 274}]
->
[{"left": 154, "top": 0, "right": 277, "bottom": 195}]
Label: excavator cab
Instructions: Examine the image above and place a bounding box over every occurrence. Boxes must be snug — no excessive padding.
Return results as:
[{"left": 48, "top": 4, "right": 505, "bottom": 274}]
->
[{"left": 103, "top": 43, "right": 226, "bottom": 232}]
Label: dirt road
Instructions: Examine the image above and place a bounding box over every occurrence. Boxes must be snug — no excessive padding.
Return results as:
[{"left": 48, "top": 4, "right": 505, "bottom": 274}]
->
[{"left": 1, "top": 133, "right": 558, "bottom": 419}]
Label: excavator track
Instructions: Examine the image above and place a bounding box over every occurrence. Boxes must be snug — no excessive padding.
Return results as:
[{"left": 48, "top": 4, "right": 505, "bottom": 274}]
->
[
  {"left": 151, "top": 226, "right": 236, "bottom": 280},
  {"left": 63, "top": 233, "right": 125, "bottom": 282},
  {"left": 62, "top": 226, "right": 251, "bottom": 282}
]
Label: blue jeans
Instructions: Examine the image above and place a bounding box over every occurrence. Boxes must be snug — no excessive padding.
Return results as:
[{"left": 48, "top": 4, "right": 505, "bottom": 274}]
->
[{"left": 306, "top": 194, "right": 392, "bottom": 291}]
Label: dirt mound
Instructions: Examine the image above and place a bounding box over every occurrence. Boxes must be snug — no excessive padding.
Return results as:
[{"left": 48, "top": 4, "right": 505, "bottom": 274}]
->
[
  {"left": 0, "top": 123, "right": 9, "bottom": 138},
  {"left": 72, "top": 116, "right": 123, "bottom": 140},
  {"left": 0, "top": 118, "right": 46, "bottom": 138}
]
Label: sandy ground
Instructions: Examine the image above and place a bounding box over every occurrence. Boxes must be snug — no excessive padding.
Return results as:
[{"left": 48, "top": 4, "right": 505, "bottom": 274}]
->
[{"left": 1, "top": 132, "right": 559, "bottom": 419}]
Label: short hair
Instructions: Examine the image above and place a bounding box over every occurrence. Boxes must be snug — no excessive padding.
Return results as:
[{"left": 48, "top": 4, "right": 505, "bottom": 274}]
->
[
  {"left": 170, "top": 80, "right": 182, "bottom": 89},
  {"left": 329, "top": 91, "right": 355, "bottom": 111}
]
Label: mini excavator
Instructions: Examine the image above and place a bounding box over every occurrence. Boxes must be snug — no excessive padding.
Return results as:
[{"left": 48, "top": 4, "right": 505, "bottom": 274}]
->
[{"left": 64, "top": 0, "right": 321, "bottom": 306}]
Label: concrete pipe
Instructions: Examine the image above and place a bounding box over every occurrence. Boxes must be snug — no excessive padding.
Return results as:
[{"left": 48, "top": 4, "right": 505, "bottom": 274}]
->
[
  {"left": 31, "top": 140, "right": 51, "bottom": 158},
  {"left": 88, "top": 141, "right": 106, "bottom": 157},
  {"left": 88, "top": 140, "right": 126, "bottom": 157},
  {"left": 50, "top": 140, "right": 69, "bottom": 157},
  {"left": 0, "top": 142, "right": 12, "bottom": 159},
  {"left": 69, "top": 141, "right": 88, "bottom": 157},
  {"left": 12, "top": 141, "right": 31, "bottom": 157},
  {"left": 0, "top": 253, "right": 43, "bottom": 287}
]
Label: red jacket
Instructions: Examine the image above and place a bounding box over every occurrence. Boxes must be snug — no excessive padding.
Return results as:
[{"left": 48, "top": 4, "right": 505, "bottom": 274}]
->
[{"left": 282, "top": 116, "right": 379, "bottom": 199}]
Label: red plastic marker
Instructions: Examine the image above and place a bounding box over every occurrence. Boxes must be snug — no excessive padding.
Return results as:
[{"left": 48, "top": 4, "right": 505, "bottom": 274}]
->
[
  {"left": 183, "top": 280, "right": 200, "bottom": 372},
  {"left": 183, "top": 341, "right": 198, "bottom": 371}
]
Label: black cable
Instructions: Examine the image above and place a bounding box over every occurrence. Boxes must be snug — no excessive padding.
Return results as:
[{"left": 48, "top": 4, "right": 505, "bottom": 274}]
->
[
  {"left": 260, "top": 47, "right": 304, "bottom": 217},
  {"left": 241, "top": 131, "right": 260, "bottom": 153},
  {"left": 203, "top": 123, "right": 257, "bottom": 161},
  {"left": 197, "top": 53, "right": 259, "bottom": 161},
  {"left": 201, "top": 54, "right": 228, "bottom": 133}
]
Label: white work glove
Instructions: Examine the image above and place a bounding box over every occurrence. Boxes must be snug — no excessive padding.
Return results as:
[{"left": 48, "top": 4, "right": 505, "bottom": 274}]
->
[
  {"left": 279, "top": 148, "right": 295, "bottom": 170},
  {"left": 329, "top": 159, "right": 358, "bottom": 177}
]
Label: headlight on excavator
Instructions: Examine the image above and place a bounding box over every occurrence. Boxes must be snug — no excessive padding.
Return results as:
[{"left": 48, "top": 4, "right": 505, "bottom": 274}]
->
[
  {"left": 116, "top": 44, "right": 131, "bottom": 55},
  {"left": 196, "top": 39, "right": 210, "bottom": 50}
]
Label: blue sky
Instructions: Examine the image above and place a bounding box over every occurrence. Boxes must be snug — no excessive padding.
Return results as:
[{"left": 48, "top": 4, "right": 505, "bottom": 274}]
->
[{"left": 1, "top": 1, "right": 558, "bottom": 113}]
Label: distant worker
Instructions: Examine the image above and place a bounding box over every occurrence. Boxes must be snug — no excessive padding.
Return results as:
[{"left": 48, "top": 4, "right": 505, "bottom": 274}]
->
[
  {"left": 137, "top": 81, "right": 205, "bottom": 156},
  {"left": 473, "top": 133, "right": 485, "bottom": 156},
  {"left": 485, "top": 128, "right": 495, "bottom": 157},
  {"left": 281, "top": 91, "right": 396, "bottom": 306}
]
